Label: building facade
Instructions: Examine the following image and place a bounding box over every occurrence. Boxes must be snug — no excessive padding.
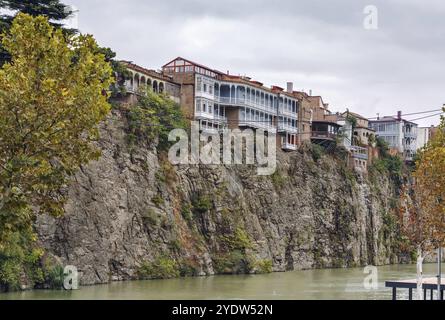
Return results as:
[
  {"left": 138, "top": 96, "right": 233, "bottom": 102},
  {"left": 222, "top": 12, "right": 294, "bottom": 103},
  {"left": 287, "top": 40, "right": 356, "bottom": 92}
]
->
[
  {"left": 162, "top": 57, "right": 299, "bottom": 151},
  {"left": 342, "top": 111, "right": 376, "bottom": 147},
  {"left": 120, "top": 61, "right": 181, "bottom": 104},
  {"left": 369, "top": 112, "right": 418, "bottom": 161}
]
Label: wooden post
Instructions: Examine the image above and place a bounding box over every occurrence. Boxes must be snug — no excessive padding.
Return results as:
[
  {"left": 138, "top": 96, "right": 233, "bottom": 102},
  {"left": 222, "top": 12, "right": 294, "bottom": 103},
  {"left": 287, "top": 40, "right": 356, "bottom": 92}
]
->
[
  {"left": 392, "top": 287, "right": 397, "bottom": 301},
  {"left": 408, "top": 288, "right": 413, "bottom": 300},
  {"left": 431, "top": 289, "right": 434, "bottom": 300}
]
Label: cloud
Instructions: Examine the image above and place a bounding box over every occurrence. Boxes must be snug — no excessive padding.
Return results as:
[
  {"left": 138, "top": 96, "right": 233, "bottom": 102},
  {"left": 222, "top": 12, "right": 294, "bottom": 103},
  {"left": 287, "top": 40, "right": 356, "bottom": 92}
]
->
[{"left": 64, "top": 0, "right": 445, "bottom": 126}]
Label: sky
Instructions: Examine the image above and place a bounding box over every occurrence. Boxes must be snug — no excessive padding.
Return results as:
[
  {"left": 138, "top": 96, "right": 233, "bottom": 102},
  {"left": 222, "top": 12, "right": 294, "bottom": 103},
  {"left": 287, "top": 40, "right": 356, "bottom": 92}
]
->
[{"left": 62, "top": 0, "right": 444, "bottom": 127}]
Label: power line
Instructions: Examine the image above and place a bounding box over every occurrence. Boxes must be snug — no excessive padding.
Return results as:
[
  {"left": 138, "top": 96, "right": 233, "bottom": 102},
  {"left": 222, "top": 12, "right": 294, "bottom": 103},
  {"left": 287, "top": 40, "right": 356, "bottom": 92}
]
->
[
  {"left": 366, "top": 108, "right": 444, "bottom": 120},
  {"left": 407, "top": 112, "right": 444, "bottom": 122}
]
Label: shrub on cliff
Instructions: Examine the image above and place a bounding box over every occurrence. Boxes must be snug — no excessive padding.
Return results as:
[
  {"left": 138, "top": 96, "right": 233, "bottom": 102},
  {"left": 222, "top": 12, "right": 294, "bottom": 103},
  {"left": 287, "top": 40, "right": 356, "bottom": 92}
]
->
[
  {"left": 0, "top": 14, "right": 113, "bottom": 290},
  {"left": 138, "top": 257, "right": 180, "bottom": 280},
  {"left": 126, "top": 90, "right": 188, "bottom": 151}
]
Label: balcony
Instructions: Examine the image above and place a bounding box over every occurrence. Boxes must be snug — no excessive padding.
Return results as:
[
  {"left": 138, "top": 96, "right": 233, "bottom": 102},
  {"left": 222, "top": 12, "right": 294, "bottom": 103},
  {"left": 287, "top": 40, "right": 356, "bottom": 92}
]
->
[
  {"left": 124, "top": 84, "right": 135, "bottom": 93},
  {"left": 311, "top": 131, "right": 338, "bottom": 141},
  {"left": 404, "top": 131, "right": 417, "bottom": 139},
  {"left": 350, "top": 146, "right": 368, "bottom": 160},
  {"left": 217, "top": 96, "right": 275, "bottom": 112},
  {"left": 195, "top": 111, "right": 228, "bottom": 124},
  {"left": 282, "top": 142, "right": 297, "bottom": 151},
  {"left": 278, "top": 123, "right": 298, "bottom": 134},
  {"left": 214, "top": 113, "right": 228, "bottom": 123},
  {"left": 278, "top": 106, "right": 298, "bottom": 118},
  {"left": 195, "top": 90, "right": 215, "bottom": 100},
  {"left": 238, "top": 120, "right": 277, "bottom": 132}
]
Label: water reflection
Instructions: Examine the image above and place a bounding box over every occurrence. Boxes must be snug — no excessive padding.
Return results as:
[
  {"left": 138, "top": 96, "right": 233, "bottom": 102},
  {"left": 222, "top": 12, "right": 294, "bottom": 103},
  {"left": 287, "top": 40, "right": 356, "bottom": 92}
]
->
[{"left": 0, "top": 264, "right": 438, "bottom": 300}]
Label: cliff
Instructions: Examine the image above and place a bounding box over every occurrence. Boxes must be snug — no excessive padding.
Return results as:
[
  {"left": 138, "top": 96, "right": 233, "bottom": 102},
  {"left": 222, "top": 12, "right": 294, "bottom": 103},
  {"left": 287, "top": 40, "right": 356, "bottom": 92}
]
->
[{"left": 36, "top": 109, "right": 403, "bottom": 285}]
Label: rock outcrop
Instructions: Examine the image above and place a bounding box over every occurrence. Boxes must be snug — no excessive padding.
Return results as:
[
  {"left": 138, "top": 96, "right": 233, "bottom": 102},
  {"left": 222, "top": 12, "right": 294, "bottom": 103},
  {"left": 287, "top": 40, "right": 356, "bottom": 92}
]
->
[{"left": 36, "top": 110, "right": 402, "bottom": 285}]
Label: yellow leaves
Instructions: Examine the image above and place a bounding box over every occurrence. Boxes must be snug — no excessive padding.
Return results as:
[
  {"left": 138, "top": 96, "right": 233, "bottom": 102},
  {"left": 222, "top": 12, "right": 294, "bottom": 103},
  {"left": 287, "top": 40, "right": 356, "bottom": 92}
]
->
[
  {"left": 407, "top": 116, "right": 445, "bottom": 248},
  {"left": 0, "top": 13, "right": 113, "bottom": 256}
]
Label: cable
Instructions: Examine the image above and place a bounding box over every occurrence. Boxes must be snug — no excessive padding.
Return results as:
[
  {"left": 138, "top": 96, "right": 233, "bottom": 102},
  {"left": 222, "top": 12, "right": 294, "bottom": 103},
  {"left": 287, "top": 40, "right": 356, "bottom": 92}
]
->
[
  {"left": 406, "top": 112, "right": 444, "bottom": 122},
  {"left": 366, "top": 108, "right": 444, "bottom": 120}
]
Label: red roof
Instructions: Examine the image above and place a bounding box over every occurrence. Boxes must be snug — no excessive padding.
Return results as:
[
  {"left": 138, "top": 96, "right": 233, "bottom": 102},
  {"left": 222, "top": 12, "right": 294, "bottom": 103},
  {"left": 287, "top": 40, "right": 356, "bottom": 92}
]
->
[
  {"left": 120, "top": 61, "right": 174, "bottom": 82},
  {"left": 271, "top": 85, "right": 284, "bottom": 91}
]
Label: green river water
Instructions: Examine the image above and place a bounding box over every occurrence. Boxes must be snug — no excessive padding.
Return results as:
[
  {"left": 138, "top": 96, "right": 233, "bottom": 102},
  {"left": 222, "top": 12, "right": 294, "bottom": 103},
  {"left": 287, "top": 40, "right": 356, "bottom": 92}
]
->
[{"left": 0, "top": 264, "right": 440, "bottom": 300}]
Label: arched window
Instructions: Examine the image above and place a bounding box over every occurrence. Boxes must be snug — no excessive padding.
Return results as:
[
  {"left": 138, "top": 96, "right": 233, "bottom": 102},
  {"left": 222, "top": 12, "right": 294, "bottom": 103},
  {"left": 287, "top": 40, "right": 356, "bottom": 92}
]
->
[
  {"left": 153, "top": 80, "right": 158, "bottom": 93},
  {"left": 134, "top": 74, "right": 140, "bottom": 91},
  {"left": 159, "top": 82, "right": 164, "bottom": 93}
]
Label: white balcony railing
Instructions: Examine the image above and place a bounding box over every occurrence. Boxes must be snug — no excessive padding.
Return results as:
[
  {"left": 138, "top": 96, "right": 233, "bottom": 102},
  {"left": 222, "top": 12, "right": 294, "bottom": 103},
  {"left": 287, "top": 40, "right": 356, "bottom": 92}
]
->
[
  {"left": 278, "top": 123, "right": 298, "bottom": 133},
  {"left": 217, "top": 97, "right": 276, "bottom": 113},
  {"left": 195, "top": 111, "right": 228, "bottom": 123},
  {"left": 282, "top": 142, "right": 297, "bottom": 151},
  {"left": 238, "top": 120, "right": 277, "bottom": 132},
  {"left": 350, "top": 146, "right": 368, "bottom": 160}
]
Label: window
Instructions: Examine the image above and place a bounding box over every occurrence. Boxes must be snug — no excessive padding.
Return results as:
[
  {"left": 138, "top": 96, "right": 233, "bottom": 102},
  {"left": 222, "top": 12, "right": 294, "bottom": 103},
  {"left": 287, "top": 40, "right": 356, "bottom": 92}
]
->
[
  {"left": 196, "top": 77, "right": 202, "bottom": 92},
  {"left": 208, "top": 105, "right": 212, "bottom": 114},
  {"left": 203, "top": 84, "right": 207, "bottom": 92},
  {"left": 209, "top": 85, "right": 213, "bottom": 95},
  {"left": 196, "top": 100, "right": 201, "bottom": 112},
  {"left": 203, "top": 103, "right": 207, "bottom": 113}
]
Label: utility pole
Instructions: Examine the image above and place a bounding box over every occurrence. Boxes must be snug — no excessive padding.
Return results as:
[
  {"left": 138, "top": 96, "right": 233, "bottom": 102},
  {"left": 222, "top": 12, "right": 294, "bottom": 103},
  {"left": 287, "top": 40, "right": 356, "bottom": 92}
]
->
[{"left": 438, "top": 248, "right": 442, "bottom": 300}]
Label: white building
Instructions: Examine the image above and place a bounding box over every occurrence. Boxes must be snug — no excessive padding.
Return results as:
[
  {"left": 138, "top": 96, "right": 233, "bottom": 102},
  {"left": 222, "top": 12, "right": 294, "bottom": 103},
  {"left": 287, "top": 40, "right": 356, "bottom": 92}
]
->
[
  {"left": 369, "top": 112, "right": 418, "bottom": 161},
  {"left": 163, "top": 57, "right": 299, "bottom": 151}
]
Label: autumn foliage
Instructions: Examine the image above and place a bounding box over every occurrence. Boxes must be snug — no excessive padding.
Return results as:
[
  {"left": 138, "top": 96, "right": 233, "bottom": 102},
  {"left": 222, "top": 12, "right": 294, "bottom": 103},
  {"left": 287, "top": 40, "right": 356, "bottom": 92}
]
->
[
  {"left": 399, "top": 114, "right": 445, "bottom": 257},
  {"left": 0, "top": 13, "right": 113, "bottom": 290}
]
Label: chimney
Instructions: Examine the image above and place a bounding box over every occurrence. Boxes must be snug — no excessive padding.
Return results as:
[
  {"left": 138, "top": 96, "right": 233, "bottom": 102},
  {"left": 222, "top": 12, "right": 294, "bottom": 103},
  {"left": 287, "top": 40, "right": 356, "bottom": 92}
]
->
[
  {"left": 397, "top": 111, "right": 402, "bottom": 121},
  {"left": 287, "top": 82, "right": 293, "bottom": 93},
  {"left": 309, "top": 89, "right": 313, "bottom": 96}
]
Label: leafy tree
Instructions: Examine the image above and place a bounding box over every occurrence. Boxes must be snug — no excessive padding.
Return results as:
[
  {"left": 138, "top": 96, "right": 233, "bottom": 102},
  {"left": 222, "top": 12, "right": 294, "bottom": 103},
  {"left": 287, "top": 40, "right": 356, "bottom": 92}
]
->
[
  {"left": 0, "top": 0, "right": 73, "bottom": 23},
  {"left": 0, "top": 13, "right": 113, "bottom": 290},
  {"left": 127, "top": 89, "right": 188, "bottom": 151},
  {"left": 399, "top": 113, "right": 445, "bottom": 300},
  {"left": 0, "top": 0, "right": 75, "bottom": 65}
]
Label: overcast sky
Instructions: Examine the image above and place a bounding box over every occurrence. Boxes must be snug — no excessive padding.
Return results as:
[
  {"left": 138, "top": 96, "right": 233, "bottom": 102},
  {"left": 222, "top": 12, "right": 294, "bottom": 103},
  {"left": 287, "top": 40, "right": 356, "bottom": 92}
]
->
[{"left": 64, "top": 0, "right": 445, "bottom": 126}]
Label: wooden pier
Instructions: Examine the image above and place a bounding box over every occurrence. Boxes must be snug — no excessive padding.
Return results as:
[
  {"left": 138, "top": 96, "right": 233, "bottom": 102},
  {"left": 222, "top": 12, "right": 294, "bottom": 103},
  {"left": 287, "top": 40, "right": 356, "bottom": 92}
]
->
[{"left": 385, "top": 278, "right": 445, "bottom": 300}]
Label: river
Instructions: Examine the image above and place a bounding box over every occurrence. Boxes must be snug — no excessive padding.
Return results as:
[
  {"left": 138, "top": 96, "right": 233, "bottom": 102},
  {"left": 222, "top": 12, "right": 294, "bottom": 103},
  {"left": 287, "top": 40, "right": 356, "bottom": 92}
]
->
[{"left": 0, "top": 264, "right": 439, "bottom": 300}]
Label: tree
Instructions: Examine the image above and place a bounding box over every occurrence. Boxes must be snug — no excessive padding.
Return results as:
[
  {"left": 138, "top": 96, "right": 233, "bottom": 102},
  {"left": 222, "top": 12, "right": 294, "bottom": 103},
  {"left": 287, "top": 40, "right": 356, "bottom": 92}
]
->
[
  {"left": 399, "top": 113, "right": 445, "bottom": 300},
  {"left": 0, "top": 13, "right": 113, "bottom": 290},
  {"left": 126, "top": 88, "right": 188, "bottom": 151},
  {"left": 0, "top": 0, "right": 75, "bottom": 65}
]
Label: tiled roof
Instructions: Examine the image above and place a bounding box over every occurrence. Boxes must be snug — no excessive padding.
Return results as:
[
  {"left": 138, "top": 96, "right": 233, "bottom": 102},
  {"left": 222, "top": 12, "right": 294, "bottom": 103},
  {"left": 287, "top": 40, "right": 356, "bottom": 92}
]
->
[
  {"left": 162, "top": 56, "right": 225, "bottom": 75},
  {"left": 120, "top": 61, "right": 174, "bottom": 82}
]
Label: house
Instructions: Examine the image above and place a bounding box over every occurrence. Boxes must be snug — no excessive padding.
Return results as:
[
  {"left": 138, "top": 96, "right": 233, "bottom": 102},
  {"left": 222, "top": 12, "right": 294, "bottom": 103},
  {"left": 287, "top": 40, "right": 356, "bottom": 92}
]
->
[
  {"left": 318, "top": 110, "right": 377, "bottom": 173},
  {"left": 162, "top": 57, "right": 299, "bottom": 151},
  {"left": 291, "top": 90, "right": 314, "bottom": 145},
  {"left": 119, "top": 61, "right": 181, "bottom": 104},
  {"left": 417, "top": 125, "right": 441, "bottom": 150},
  {"left": 118, "top": 57, "right": 377, "bottom": 156},
  {"left": 369, "top": 111, "right": 418, "bottom": 162},
  {"left": 306, "top": 95, "right": 342, "bottom": 145},
  {"left": 341, "top": 111, "right": 375, "bottom": 147}
]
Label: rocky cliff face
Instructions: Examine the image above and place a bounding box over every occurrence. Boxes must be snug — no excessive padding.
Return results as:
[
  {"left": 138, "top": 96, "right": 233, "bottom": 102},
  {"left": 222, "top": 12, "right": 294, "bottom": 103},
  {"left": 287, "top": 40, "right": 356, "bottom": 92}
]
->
[{"left": 36, "top": 110, "right": 402, "bottom": 285}]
